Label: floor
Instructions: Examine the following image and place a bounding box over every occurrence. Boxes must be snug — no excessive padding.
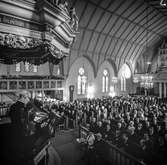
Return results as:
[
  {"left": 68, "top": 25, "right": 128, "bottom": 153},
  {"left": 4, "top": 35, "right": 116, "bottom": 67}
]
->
[{"left": 51, "top": 129, "right": 85, "bottom": 165}]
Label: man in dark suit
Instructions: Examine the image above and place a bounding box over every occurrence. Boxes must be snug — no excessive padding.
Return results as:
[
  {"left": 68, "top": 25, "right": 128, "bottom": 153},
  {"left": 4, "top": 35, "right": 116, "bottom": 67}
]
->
[
  {"left": 7, "top": 91, "right": 30, "bottom": 165},
  {"left": 94, "top": 133, "right": 110, "bottom": 165}
]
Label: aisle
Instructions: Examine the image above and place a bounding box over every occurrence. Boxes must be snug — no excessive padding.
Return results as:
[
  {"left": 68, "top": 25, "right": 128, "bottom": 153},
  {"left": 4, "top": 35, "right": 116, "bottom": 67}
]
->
[{"left": 51, "top": 129, "right": 85, "bottom": 165}]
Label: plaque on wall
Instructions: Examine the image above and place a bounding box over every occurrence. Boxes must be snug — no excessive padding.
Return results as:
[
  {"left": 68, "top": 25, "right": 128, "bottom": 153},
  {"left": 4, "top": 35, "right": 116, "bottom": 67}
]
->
[
  {"left": 36, "top": 81, "right": 42, "bottom": 89},
  {"left": 51, "top": 81, "right": 56, "bottom": 88},
  {"left": 0, "top": 81, "right": 7, "bottom": 90},
  {"left": 19, "top": 81, "right": 26, "bottom": 89},
  {"left": 9, "top": 81, "right": 17, "bottom": 90},
  {"left": 43, "top": 81, "right": 49, "bottom": 88},
  {"left": 28, "top": 81, "right": 34, "bottom": 89}
]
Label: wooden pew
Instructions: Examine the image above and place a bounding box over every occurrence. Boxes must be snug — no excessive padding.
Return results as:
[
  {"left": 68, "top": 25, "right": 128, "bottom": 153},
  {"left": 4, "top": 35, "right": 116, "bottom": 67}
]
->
[{"left": 79, "top": 125, "right": 146, "bottom": 165}]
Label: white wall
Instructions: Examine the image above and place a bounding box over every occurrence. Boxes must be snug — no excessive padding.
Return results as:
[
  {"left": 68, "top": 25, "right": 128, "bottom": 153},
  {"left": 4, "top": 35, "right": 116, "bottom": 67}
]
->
[
  {"left": 95, "top": 61, "right": 115, "bottom": 98},
  {"left": 65, "top": 57, "right": 95, "bottom": 101},
  {"left": 117, "top": 63, "right": 134, "bottom": 95},
  {"left": 64, "top": 57, "right": 117, "bottom": 101}
]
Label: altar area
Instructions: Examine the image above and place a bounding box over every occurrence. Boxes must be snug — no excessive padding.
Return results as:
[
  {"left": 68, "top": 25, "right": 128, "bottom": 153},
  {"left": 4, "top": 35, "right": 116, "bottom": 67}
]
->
[{"left": 154, "top": 39, "right": 167, "bottom": 98}]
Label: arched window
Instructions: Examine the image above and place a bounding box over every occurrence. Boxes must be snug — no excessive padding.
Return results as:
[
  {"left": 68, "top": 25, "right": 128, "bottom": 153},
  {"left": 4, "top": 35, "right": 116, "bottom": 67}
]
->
[
  {"left": 102, "top": 69, "right": 109, "bottom": 93},
  {"left": 77, "top": 67, "right": 87, "bottom": 95},
  {"left": 119, "top": 64, "right": 131, "bottom": 92},
  {"left": 120, "top": 76, "right": 126, "bottom": 91}
]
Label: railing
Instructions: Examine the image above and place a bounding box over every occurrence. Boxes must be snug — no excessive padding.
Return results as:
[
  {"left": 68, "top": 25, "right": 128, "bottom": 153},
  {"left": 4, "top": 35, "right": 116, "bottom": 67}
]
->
[
  {"left": 79, "top": 125, "right": 145, "bottom": 165},
  {"left": 33, "top": 140, "right": 50, "bottom": 165}
]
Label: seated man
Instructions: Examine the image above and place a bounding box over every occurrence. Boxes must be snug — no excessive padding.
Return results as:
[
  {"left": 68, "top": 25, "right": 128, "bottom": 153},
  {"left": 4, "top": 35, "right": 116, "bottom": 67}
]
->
[
  {"left": 83, "top": 131, "right": 96, "bottom": 165},
  {"left": 94, "top": 133, "right": 110, "bottom": 165},
  {"left": 103, "top": 124, "right": 114, "bottom": 142}
]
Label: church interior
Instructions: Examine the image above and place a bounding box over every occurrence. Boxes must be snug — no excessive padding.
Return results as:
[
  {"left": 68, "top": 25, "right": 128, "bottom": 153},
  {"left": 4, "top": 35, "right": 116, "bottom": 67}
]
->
[{"left": 0, "top": 0, "right": 167, "bottom": 165}]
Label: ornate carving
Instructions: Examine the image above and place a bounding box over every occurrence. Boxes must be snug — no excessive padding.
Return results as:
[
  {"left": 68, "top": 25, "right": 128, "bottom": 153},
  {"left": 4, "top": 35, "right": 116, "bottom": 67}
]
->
[
  {"left": 0, "top": 32, "right": 42, "bottom": 49},
  {"left": 58, "top": 1, "right": 79, "bottom": 32},
  {"left": 58, "top": 1, "right": 69, "bottom": 16},
  {"left": 46, "top": 41, "right": 67, "bottom": 59},
  {"left": 69, "top": 7, "right": 79, "bottom": 31},
  {"left": 0, "top": 14, "right": 41, "bottom": 31},
  {"left": 158, "top": 39, "right": 167, "bottom": 69}
]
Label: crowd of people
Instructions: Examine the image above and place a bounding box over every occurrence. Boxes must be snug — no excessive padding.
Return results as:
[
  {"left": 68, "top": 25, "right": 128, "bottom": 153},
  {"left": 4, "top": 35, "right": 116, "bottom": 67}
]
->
[
  {"left": 4, "top": 92, "right": 167, "bottom": 165},
  {"left": 50, "top": 95, "right": 167, "bottom": 165}
]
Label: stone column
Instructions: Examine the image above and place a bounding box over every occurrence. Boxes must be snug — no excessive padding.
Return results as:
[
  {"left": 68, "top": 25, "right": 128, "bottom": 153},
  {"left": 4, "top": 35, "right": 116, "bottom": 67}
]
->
[
  {"left": 164, "top": 82, "right": 167, "bottom": 98},
  {"left": 159, "top": 82, "right": 162, "bottom": 98}
]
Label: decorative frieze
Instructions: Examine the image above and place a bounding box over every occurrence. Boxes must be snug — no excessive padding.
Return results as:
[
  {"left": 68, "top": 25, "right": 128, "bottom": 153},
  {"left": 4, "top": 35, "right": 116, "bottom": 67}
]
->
[
  {"left": 0, "top": 32, "right": 43, "bottom": 49},
  {"left": 0, "top": 14, "right": 41, "bottom": 31}
]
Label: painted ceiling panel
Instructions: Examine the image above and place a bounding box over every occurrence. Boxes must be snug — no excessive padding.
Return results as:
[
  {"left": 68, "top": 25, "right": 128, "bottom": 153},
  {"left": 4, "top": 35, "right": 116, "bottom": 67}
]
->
[
  {"left": 101, "top": 36, "right": 112, "bottom": 54},
  {"left": 120, "top": 23, "right": 136, "bottom": 39},
  {"left": 135, "top": 31, "right": 147, "bottom": 45},
  {"left": 87, "top": 32, "right": 99, "bottom": 52},
  {"left": 100, "top": 0, "right": 114, "bottom": 9},
  {"left": 93, "top": 53, "right": 99, "bottom": 68},
  {"left": 125, "top": 27, "right": 139, "bottom": 41},
  {"left": 75, "top": 0, "right": 86, "bottom": 20},
  {"left": 95, "top": 11, "right": 111, "bottom": 32},
  {"left": 80, "top": 30, "right": 92, "bottom": 51},
  {"left": 67, "top": 0, "right": 167, "bottom": 73},
  {"left": 115, "top": 42, "right": 126, "bottom": 65},
  {"left": 128, "top": 45, "right": 141, "bottom": 62},
  {"left": 116, "top": 0, "right": 131, "bottom": 15},
  {"left": 115, "top": 21, "right": 130, "bottom": 38},
  {"left": 79, "top": 3, "right": 95, "bottom": 27},
  {"left": 127, "top": 4, "right": 146, "bottom": 20},
  {"left": 94, "top": 34, "right": 106, "bottom": 53},
  {"left": 119, "top": 42, "right": 132, "bottom": 65},
  {"left": 113, "top": 40, "right": 124, "bottom": 60},
  {"left": 131, "top": 47, "right": 144, "bottom": 64},
  {"left": 150, "top": 17, "right": 167, "bottom": 32},
  {"left": 90, "top": 0, "right": 100, "bottom": 5},
  {"left": 151, "top": 21, "right": 167, "bottom": 34},
  {"left": 103, "top": 15, "right": 118, "bottom": 34},
  {"left": 98, "top": 53, "right": 105, "bottom": 66},
  {"left": 108, "top": 0, "right": 125, "bottom": 12},
  {"left": 87, "top": 8, "right": 104, "bottom": 30},
  {"left": 134, "top": 10, "right": 147, "bottom": 24},
  {"left": 109, "top": 17, "right": 124, "bottom": 36},
  {"left": 72, "top": 29, "right": 84, "bottom": 49},
  {"left": 106, "top": 38, "right": 117, "bottom": 56},
  {"left": 70, "top": 50, "right": 79, "bottom": 66}
]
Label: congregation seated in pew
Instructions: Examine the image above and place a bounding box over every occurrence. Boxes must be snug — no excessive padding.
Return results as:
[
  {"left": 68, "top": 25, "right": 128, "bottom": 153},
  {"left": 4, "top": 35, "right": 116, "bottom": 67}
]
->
[{"left": 47, "top": 95, "right": 167, "bottom": 165}]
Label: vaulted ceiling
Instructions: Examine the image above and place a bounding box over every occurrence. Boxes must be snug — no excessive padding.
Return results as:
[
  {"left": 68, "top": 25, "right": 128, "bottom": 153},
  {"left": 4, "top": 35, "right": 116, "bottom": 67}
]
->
[{"left": 67, "top": 0, "right": 167, "bottom": 74}]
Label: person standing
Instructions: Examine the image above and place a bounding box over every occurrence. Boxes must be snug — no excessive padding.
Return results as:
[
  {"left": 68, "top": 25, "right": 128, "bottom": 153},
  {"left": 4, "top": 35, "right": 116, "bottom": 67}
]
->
[{"left": 8, "top": 91, "right": 30, "bottom": 165}]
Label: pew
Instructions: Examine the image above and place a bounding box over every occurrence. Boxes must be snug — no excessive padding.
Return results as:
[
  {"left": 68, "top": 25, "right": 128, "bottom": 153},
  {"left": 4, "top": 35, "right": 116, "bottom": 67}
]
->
[{"left": 79, "top": 125, "right": 145, "bottom": 165}]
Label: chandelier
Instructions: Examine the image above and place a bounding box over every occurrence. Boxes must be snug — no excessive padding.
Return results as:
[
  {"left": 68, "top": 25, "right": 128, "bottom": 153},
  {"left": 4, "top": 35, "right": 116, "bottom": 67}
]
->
[
  {"left": 140, "top": 74, "right": 153, "bottom": 89},
  {"left": 111, "top": 77, "right": 118, "bottom": 84},
  {"left": 160, "top": 0, "right": 167, "bottom": 6}
]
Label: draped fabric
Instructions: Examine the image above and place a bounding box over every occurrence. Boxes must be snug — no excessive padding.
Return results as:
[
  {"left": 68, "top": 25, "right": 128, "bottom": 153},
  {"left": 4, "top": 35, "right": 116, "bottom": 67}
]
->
[{"left": 0, "top": 44, "right": 65, "bottom": 65}]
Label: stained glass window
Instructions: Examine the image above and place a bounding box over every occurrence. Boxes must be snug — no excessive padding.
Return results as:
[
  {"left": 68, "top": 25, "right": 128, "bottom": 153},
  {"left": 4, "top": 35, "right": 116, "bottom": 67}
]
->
[
  {"left": 102, "top": 69, "right": 109, "bottom": 93},
  {"left": 77, "top": 67, "right": 87, "bottom": 95}
]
